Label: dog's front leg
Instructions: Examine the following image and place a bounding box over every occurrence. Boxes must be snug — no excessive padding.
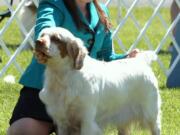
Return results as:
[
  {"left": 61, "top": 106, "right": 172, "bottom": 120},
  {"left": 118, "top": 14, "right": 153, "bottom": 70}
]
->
[
  {"left": 39, "top": 88, "right": 48, "bottom": 104},
  {"left": 80, "top": 105, "right": 102, "bottom": 135},
  {"left": 57, "top": 125, "right": 68, "bottom": 135}
]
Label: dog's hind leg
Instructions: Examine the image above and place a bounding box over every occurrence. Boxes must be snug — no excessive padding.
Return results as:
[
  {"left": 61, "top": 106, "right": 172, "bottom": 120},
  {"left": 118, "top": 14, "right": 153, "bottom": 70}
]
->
[
  {"left": 150, "top": 97, "right": 161, "bottom": 135},
  {"left": 148, "top": 115, "right": 161, "bottom": 135},
  {"left": 144, "top": 117, "right": 160, "bottom": 135},
  {"left": 117, "top": 127, "right": 130, "bottom": 135},
  {"left": 142, "top": 84, "right": 161, "bottom": 135},
  {"left": 146, "top": 105, "right": 161, "bottom": 134},
  {"left": 150, "top": 125, "right": 160, "bottom": 135}
]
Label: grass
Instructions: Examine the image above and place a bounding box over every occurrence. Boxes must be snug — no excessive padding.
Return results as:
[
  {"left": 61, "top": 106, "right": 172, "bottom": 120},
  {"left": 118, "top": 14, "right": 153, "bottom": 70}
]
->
[{"left": 0, "top": 6, "right": 180, "bottom": 135}]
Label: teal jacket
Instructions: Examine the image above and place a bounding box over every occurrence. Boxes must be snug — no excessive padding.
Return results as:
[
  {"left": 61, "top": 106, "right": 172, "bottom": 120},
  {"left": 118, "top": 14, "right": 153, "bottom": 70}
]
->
[{"left": 19, "top": 0, "right": 127, "bottom": 90}]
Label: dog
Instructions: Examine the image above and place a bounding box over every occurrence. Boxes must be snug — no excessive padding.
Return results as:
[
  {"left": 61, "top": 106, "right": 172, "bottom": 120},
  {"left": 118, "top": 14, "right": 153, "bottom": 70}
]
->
[
  {"left": 18, "top": 0, "right": 37, "bottom": 49},
  {"left": 35, "top": 27, "right": 161, "bottom": 135}
]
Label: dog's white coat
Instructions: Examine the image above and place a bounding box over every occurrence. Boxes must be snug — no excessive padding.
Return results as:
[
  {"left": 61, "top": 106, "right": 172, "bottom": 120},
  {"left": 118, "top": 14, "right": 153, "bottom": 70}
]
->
[
  {"left": 39, "top": 27, "right": 161, "bottom": 135},
  {"left": 18, "top": 0, "right": 37, "bottom": 49}
]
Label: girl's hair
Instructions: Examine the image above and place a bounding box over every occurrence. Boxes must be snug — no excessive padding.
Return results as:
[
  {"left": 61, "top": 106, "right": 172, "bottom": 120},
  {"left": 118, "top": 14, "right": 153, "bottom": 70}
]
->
[{"left": 63, "top": 0, "right": 111, "bottom": 31}]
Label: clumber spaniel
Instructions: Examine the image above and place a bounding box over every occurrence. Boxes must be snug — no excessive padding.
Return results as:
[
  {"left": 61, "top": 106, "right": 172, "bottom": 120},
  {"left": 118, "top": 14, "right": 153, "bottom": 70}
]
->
[
  {"left": 35, "top": 27, "right": 161, "bottom": 135},
  {"left": 18, "top": 0, "right": 37, "bottom": 49}
]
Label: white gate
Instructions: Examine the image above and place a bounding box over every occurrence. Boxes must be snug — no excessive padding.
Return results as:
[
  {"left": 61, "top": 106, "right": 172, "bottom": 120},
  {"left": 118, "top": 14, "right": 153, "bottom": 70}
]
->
[{"left": 0, "top": 0, "right": 180, "bottom": 79}]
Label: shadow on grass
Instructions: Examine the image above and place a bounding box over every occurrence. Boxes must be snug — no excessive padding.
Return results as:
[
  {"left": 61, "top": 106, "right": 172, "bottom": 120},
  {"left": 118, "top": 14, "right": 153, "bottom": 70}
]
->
[
  {"left": 158, "top": 50, "right": 171, "bottom": 55},
  {"left": 0, "top": 44, "right": 20, "bottom": 50},
  {"left": 160, "top": 85, "right": 168, "bottom": 90},
  {"left": 0, "top": 43, "right": 33, "bottom": 50}
]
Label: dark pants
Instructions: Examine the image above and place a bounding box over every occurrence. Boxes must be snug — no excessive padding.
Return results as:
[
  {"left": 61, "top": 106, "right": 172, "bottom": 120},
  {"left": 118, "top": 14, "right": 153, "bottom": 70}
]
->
[{"left": 9, "top": 86, "right": 53, "bottom": 125}]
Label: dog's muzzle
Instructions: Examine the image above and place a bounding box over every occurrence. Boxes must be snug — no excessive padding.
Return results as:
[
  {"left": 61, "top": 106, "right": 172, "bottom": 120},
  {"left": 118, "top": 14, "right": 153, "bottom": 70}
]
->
[{"left": 35, "top": 39, "right": 51, "bottom": 58}]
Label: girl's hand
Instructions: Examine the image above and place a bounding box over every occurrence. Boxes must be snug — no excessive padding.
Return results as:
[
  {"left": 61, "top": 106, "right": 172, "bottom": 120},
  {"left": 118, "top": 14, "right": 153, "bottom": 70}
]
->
[{"left": 127, "top": 49, "right": 140, "bottom": 58}]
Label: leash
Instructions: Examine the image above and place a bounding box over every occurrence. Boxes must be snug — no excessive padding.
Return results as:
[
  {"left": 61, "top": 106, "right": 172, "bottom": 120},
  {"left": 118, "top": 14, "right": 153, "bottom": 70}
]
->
[{"left": 0, "top": 0, "right": 13, "bottom": 22}]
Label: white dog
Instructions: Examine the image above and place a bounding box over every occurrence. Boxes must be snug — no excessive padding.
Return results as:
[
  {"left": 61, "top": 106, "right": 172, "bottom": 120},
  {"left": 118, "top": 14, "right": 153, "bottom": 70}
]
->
[
  {"left": 35, "top": 27, "right": 161, "bottom": 135},
  {"left": 18, "top": 0, "right": 37, "bottom": 49}
]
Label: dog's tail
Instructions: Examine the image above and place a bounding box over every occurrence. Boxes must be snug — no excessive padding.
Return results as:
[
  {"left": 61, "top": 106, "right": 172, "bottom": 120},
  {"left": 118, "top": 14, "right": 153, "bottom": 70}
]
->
[{"left": 136, "top": 51, "right": 157, "bottom": 65}]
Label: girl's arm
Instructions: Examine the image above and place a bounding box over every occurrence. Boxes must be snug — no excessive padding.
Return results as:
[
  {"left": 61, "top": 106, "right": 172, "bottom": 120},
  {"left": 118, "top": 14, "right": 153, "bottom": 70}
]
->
[
  {"left": 34, "top": 1, "right": 63, "bottom": 40},
  {"left": 97, "top": 31, "right": 128, "bottom": 61}
]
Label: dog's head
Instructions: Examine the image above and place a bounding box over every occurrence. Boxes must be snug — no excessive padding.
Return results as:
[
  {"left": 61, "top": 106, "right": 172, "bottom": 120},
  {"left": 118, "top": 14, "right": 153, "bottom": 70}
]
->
[
  {"left": 25, "top": 0, "right": 37, "bottom": 11},
  {"left": 35, "top": 27, "right": 88, "bottom": 70}
]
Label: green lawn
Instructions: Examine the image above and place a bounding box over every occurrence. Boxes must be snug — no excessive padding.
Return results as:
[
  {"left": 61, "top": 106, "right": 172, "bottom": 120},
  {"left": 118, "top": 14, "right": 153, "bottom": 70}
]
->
[{"left": 0, "top": 6, "right": 180, "bottom": 135}]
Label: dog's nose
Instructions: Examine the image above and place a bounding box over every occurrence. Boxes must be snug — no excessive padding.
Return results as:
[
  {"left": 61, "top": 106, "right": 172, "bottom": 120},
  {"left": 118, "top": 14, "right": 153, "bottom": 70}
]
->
[
  {"left": 36, "top": 38, "right": 46, "bottom": 47},
  {"left": 35, "top": 36, "right": 51, "bottom": 58},
  {"left": 35, "top": 38, "right": 48, "bottom": 55}
]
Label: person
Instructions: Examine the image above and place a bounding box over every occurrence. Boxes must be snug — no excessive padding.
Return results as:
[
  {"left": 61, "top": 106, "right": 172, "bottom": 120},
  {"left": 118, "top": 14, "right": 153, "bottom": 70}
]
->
[
  {"left": 7, "top": 0, "right": 139, "bottom": 134},
  {"left": 170, "top": 0, "right": 179, "bottom": 35},
  {"left": 166, "top": 0, "right": 180, "bottom": 88},
  {"left": 168, "top": 0, "right": 179, "bottom": 52}
]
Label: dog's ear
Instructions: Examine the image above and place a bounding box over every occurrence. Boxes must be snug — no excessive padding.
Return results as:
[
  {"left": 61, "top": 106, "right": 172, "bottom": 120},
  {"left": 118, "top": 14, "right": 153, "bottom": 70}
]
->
[
  {"left": 66, "top": 38, "right": 87, "bottom": 70},
  {"left": 51, "top": 34, "right": 87, "bottom": 70},
  {"left": 50, "top": 34, "right": 68, "bottom": 58}
]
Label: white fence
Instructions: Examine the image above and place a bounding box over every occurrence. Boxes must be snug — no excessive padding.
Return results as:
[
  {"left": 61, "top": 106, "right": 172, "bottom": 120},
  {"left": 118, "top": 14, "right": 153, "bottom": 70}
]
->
[{"left": 0, "top": 0, "right": 180, "bottom": 79}]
